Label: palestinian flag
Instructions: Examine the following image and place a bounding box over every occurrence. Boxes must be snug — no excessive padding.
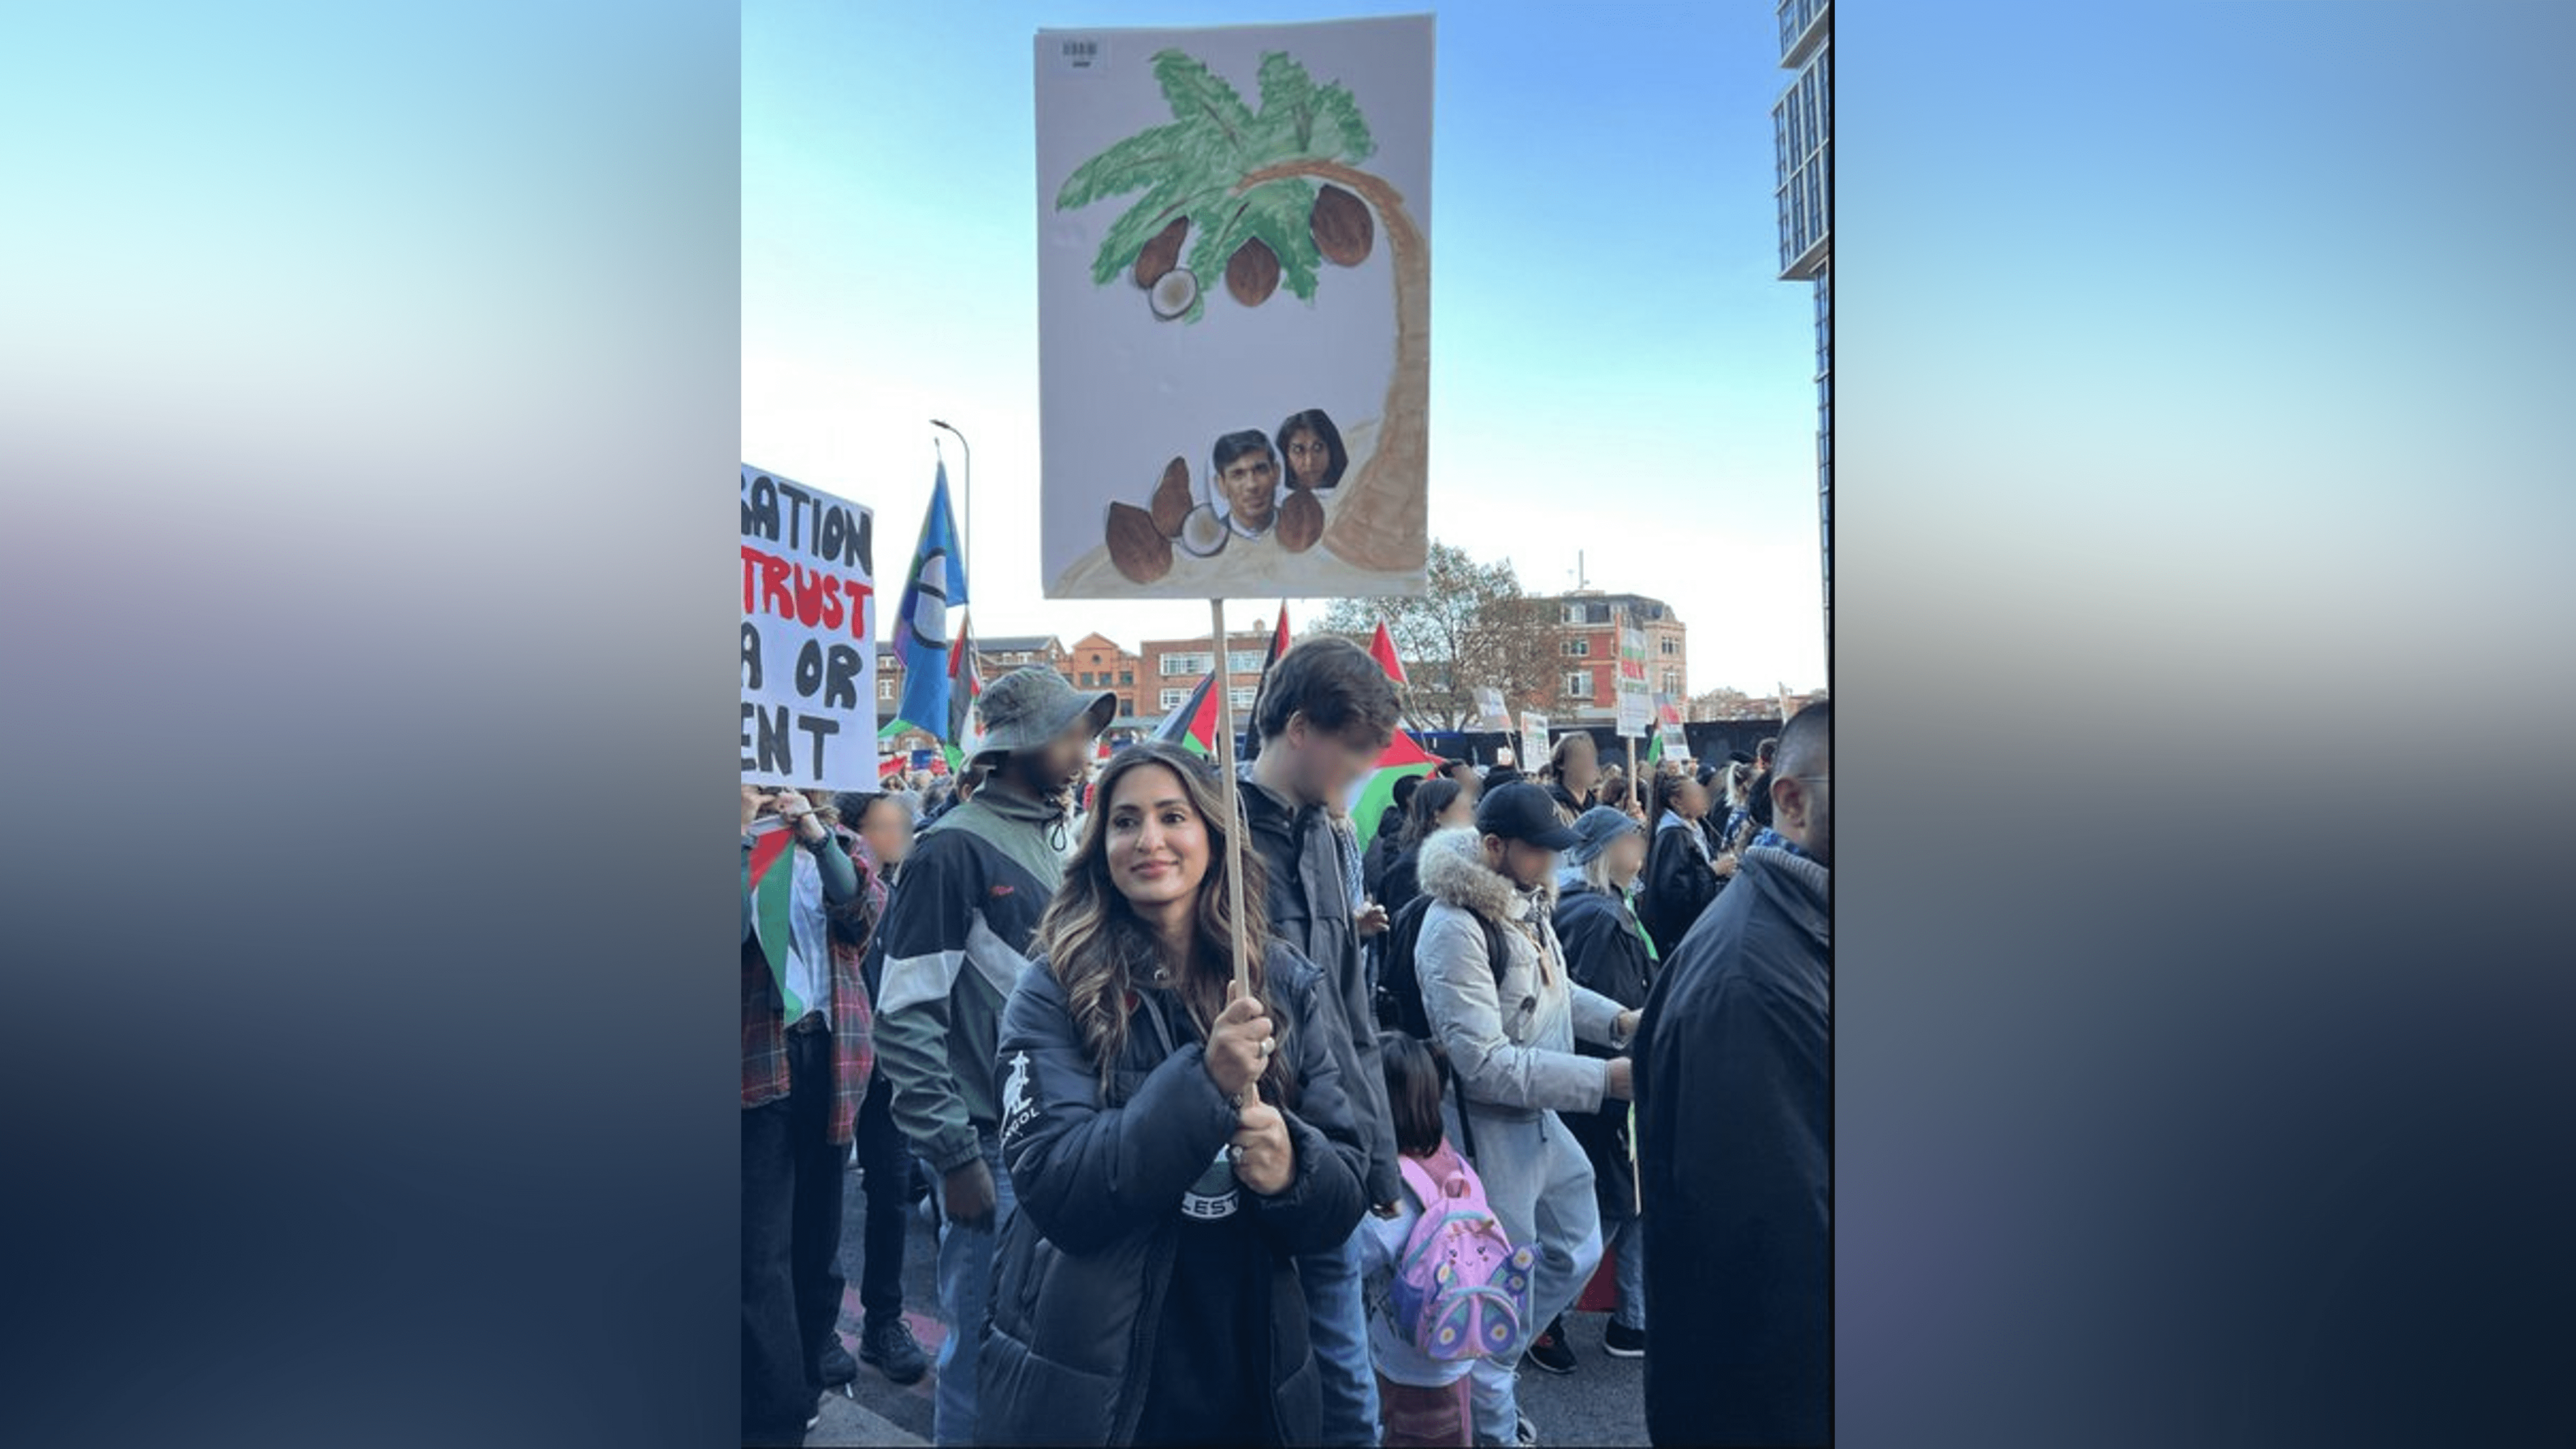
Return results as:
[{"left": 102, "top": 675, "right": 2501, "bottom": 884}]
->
[
  {"left": 745, "top": 817, "right": 806, "bottom": 1019},
  {"left": 1345, "top": 624, "right": 1440, "bottom": 841},
  {"left": 1366, "top": 620, "right": 1409, "bottom": 687},
  {"left": 941, "top": 613, "right": 987, "bottom": 772},
  {"left": 1240, "top": 606, "right": 1294, "bottom": 762},
  {"left": 1150, "top": 668, "right": 1222, "bottom": 756},
  {"left": 1348, "top": 729, "right": 1442, "bottom": 843}
]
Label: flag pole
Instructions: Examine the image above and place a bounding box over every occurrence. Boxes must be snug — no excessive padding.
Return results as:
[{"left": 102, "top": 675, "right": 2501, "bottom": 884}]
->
[{"left": 1209, "top": 597, "right": 1252, "bottom": 997}]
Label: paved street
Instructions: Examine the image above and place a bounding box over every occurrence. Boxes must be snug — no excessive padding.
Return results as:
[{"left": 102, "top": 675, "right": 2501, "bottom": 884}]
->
[{"left": 808, "top": 1164, "right": 1647, "bottom": 1446}]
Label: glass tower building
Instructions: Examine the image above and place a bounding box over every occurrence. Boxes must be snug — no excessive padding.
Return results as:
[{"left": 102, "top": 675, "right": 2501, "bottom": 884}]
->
[{"left": 1774, "top": 0, "right": 1831, "bottom": 651}]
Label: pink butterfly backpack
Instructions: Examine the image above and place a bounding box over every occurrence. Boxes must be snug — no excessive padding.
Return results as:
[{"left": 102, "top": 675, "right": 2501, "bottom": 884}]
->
[{"left": 1391, "top": 1145, "right": 1537, "bottom": 1361}]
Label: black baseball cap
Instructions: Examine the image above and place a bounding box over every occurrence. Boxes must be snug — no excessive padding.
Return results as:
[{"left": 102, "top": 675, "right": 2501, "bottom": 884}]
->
[{"left": 1474, "top": 782, "right": 1580, "bottom": 850}]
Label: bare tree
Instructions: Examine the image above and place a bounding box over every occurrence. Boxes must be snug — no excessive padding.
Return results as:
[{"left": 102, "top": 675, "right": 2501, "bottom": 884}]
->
[{"left": 1321, "top": 541, "right": 1560, "bottom": 729}]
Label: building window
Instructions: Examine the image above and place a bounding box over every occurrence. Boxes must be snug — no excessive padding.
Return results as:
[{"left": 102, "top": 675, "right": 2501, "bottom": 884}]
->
[
  {"left": 1226, "top": 650, "right": 1264, "bottom": 674},
  {"left": 1163, "top": 653, "right": 1209, "bottom": 676},
  {"left": 1562, "top": 638, "right": 1590, "bottom": 657},
  {"left": 1564, "top": 672, "right": 1591, "bottom": 700},
  {"left": 1159, "top": 688, "right": 1187, "bottom": 710},
  {"left": 1660, "top": 669, "right": 1679, "bottom": 696},
  {"left": 1229, "top": 687, "right": 1258, "bottom": 709},
  {"left": 1120, "top": 670, "right": 1134, "bottom": 685},
  {"left": 878, "top": 678, "right": 894, "bottom": 702},
  {"left": 1658, "top": 636, "right": 1679, "bottom": 656}
]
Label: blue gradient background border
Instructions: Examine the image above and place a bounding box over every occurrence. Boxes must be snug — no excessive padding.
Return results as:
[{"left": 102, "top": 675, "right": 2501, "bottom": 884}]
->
[{"left": 1, "top": 3, "right": 2571, "bottom": 1446}]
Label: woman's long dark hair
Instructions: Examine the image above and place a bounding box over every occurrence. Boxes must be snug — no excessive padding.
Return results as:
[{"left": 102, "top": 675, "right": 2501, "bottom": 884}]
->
[
  {"left": 1031, "top": 741, "right": 1295, "bottom": 1105},
  {"left": 1275, "top": 408, "right": 1348, "bottom": 490},
  {"left": 1399, "top": 776, "right": 1466, "bottom": 851}
]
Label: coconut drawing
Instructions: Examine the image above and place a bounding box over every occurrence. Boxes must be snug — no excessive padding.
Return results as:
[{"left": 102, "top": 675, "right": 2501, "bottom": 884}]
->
[
  {"left": 1177, "top": 502, "right": 1229, "bottom": 559},
  {"left": 1148, "top": 268, "right": 1199, "bottom": 321}
]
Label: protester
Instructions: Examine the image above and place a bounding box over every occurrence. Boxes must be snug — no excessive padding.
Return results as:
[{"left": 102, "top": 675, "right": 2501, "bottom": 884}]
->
[
  {"left": 1363, "top": 771, "right": 1424, "bottom": 905},
  {"left": 824, "top": 791, "right": 929, "bottom": 1387},
  {"left": 1381, "top": 776, "right": 1474, "bottom": 920},
  {"left": 1542, "top": 733, "right": 1599, "bottom": 824},
  {"left": 741, "top": 783, "right": 867, "bottom": 1444},
  {"left": 837, "top": 790, "right": 914, "bottom": 890},
  {"left": 1328, "top": 796, "right": 1390, "bottom": 942},
  {"left": 1359, "top": 1033, "right": 1487, "bottom": 1448},
  {"left": 1240, "top": 635, "right": 1408, "bottom": 1448},
  {"left": 1695, "top": 763, "right": 1731, "bottom": 860},
  {"left": 1550, "top": 806, "right": 1656, "bottom": 1360},
  {"left": 1639, "top": 766, "right": 1731, "bottom": 959},
  {"left": 1714, "top": 759, "right": 1758, "bottom": 855},
  {"left": 1593, "top": 764, "right": 1640, "bottom": 826},
  {"left": 1636, "top": 702, "right": 1829, "bottom": 1446},
  {"left": 979, "top": 742, "right": 1368, "bottom": 1445},
  {"left": 869, "top": 667, "right": 1115, "bottom": 1445},
  {"left": 1413, "top": 782, "right": 1640, "bottom": 1445},
  {"left": 1746, "top": 735, "right": 1780, "bottom": 834}
]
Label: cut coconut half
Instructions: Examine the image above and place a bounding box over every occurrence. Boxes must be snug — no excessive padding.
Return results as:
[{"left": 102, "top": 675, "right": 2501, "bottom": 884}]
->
[
  {"left": 1177, "top": 502, "right": 1229, "bottom": 558},
  {"left": 1149, "top": 268, "right": 1199, "bottom": 321}
]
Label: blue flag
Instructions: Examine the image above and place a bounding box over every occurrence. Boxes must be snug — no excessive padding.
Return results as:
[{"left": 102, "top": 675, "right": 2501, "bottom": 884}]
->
[{"left": 892, "top": 464, "right": 969, "bottom": 737}]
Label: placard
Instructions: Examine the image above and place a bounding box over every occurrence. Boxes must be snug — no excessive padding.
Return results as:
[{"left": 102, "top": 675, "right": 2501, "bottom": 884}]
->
[
  {"left": 1615, "top": 614, "right": 1652, "bottom": 738},
  {"left": 1034, "top": 16, "right": 1434, "bottom": 600},
  {"left": 741, "top": 464, "right": 876, "bottom": 791},
  {"left": 1519, "top": 710, "right": 1550, "bottom": 775}
]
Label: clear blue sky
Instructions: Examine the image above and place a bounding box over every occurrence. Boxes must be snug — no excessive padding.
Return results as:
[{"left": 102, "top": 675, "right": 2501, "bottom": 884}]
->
[{"left": 744, "top": 1, "right": 1826, "bottom": 693}]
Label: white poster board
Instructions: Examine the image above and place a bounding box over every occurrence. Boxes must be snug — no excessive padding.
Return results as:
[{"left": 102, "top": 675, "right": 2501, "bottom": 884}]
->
[
  {"left": 1615, "top": 615, "right": 1652, "bottom": 739},
  {"left": 741, "top": 464, "right": 876, "bottom": 792},
  {"left": 1034, "top": 16, "right": 1434, "bottom": 600},
  {"left": 1655, "top": 693, "right": 1691, "bottom": 762},
  {"left": 1519, "top": 710, "right": 1550, "bottom": 775}
]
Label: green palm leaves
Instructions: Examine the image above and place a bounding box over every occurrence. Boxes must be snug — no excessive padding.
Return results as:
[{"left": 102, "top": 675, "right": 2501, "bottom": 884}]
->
[{"left": 1056, "top": 49, "right": 1379, "bottom": 323}]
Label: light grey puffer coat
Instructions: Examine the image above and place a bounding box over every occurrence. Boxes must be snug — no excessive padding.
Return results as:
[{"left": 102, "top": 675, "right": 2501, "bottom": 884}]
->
[{"left": 1413, "top": 826, "right": 1629, "bottom": 1122}]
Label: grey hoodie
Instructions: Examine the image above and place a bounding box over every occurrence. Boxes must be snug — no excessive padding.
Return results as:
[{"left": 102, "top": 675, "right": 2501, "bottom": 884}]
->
[{"left": 1413, "top": 826, "right": 1629, "bottom": 1122}]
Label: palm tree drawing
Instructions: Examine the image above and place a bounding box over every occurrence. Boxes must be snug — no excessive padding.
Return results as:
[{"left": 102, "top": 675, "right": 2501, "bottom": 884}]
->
[{"left": 1055, "top": 48, "right": 1427, "bottom": 576}]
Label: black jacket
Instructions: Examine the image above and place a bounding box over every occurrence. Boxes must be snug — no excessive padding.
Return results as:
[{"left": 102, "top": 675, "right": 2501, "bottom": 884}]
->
[
  {"left": 1634, "top": 845, "right": 1829, "bottom": 1447},
  {"left": 1640, "top": 816, "right": 1721, "bottom": 960},
  {"left": 979, "top": 941, "right": 1368, "bottom": 1446},
  {"left": 1239, "top": 767, "right": 1402, "bottom": 1206},
  {"left": 1553, "top": 882, "right": 1656, "bottom": 1218},
  {"left": 1379, "top": 844, "right": 1425, "bottom": 919}
]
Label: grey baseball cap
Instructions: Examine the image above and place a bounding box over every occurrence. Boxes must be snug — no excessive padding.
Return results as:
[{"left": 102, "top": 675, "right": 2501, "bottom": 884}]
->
[{"left": 1562, "top": 805, "right": 1643, "bottom": 867}]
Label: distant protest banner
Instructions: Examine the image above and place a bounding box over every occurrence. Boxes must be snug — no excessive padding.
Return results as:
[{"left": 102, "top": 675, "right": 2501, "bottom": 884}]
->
[
  {"left": 1615, "top": 614, "right": 1652, "bottom": 739},
  {"left": 741, "top": 464, "right": 875, "bottom": 792},
  {"left": 1655, "top": 694, "right": 1690, "bottom": 761},
  {"left": 1520, "top": 710, "right": 1551, "bottom": 773},
  {"left": 1474, "top": 687, "right": 1512, "bottom": 732},
  {"left": 1034, "top": 15, "right": 1434, "bottom": 600}
]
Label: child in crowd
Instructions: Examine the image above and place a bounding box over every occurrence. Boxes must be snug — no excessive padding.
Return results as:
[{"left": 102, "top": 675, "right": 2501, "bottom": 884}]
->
[{"left": 1360, "top": 1033, "right": 1487, "bottom": 1448}]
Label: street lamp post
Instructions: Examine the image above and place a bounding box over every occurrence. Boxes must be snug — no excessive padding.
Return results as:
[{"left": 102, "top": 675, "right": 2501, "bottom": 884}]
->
[{"left": 929, "top": 418, "right": 970, "bottom": 561}]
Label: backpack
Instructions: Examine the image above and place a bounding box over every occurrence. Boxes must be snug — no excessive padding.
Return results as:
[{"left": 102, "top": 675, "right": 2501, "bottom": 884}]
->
[
  {"left": 1391, "top": 1145, "right": 1536, "bottom": 1361},
  {"left": 1375, "top": 895, "right": 1513, "bottom": 1039}
]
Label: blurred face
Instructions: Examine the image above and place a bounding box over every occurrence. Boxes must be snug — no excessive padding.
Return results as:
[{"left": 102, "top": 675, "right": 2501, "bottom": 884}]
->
[
  {"left": 1220, "top": 447, "right": 1279, "bottom": 525},
  {"left": 1678, "top": 777, "right": 1711, "bottom": 819},
  {"left": 1605, "top": 830, "right": 1647, "bottom": 886},
  {"left": 1283, "top": 426, "right": 1331, "bottom": 488},
  {"left": 1006, "top": 719, "right": 1095, "bottom": 796},
  {"left": 859, "top": 796, "right": 912, "bottom": 868},
  {"left": 1281, "top": 712, "right": 1385, "bottom": 807},
  {"left": 1561, "top": 742, "right": 1598, "bottom": 793},
  {"left": 1106, "top": 764, "right": 1210, "bottom": 910},
  {"left": 1485, "top": 835, "right": 1558, "bottom": 892}
]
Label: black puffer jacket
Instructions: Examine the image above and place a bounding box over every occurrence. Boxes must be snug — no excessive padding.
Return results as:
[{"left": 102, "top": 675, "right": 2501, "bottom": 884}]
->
[
  {"left": 1640, "top": 814, "right": 1721, "bottom": 959},
  {"left": 979, "top": 940, "right": 1368, "bottom": 1446},
  {"left": 1552, "top": 882, "right": 1656, "bottom": 1218}
]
